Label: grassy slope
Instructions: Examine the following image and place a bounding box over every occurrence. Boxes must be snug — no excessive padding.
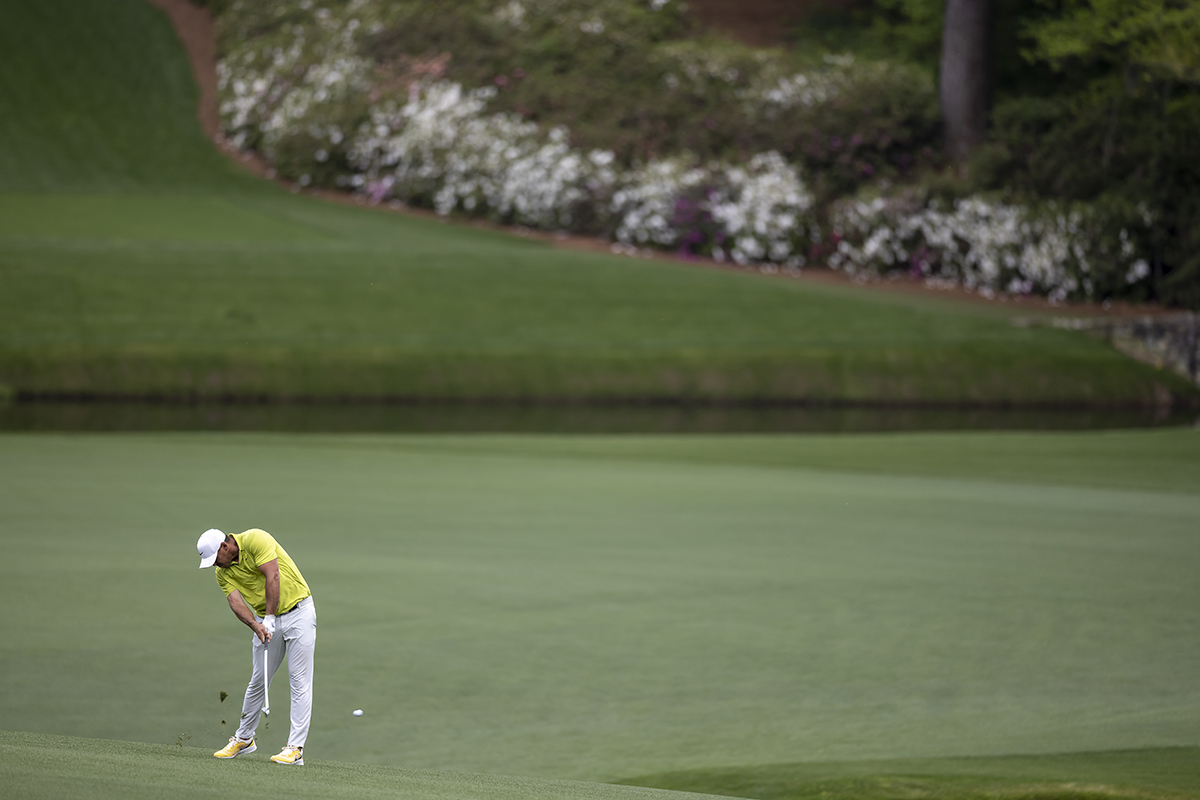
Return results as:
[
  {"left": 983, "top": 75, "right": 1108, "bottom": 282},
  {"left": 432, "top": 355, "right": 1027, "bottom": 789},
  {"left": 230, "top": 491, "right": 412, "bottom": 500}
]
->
[
  {"left": 0, "top": 731, "right": 714, "bottom": 800},
  {"left": 1, "top": 430, "right": 1198, "bottom": 782},
  {"left": 0, "top": 0, "right": 236, "bottom": 191},
  {"left": 0, "top": 0, "right": 1192, "bottom": 404}
]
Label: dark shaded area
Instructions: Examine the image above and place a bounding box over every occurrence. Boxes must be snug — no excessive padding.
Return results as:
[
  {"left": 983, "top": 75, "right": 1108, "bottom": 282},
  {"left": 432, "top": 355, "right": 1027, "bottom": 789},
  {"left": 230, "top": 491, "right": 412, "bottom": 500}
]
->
[
  {"left": 796, "top": 0, "right": 1200, "bottom": 308},
  {"left": 1, "top": 399, "right": 1190, "bottom": 433},
  {"left": 621, "top": 746, "right": 1200, "bottom": 800}
]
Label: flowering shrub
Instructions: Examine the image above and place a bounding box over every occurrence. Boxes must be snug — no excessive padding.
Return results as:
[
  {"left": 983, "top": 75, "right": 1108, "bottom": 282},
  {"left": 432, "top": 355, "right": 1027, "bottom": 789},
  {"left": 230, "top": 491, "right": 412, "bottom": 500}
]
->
[
  {"left": 829, "top": 194, "right": 1153, "bottom": 302},
  {"left": 610, "top": 152, "right": 819, "bottom": 263},
  {"left": 708, "top": 152, "right": 819, "bottom": 266},
  {"left": 347, "top": 82, "right": 818, "bottom": 260},
  {"left": 214, "top": 0, "right": 938, "bottom": 194},
  {"left": 209, "top": 0, "right": 1155, "bottom": 302},
  {"left": 612, "top": 158, "right": 709, "bottom": 247},
  {"left": 743, "top": 54, "right": 940, "bottom": 199},
  {"left": 349, "top": 81, "right": 616, "bottom": 228},
  {"left": 216, "top": 0, "right": 374, "bottom": 156}
]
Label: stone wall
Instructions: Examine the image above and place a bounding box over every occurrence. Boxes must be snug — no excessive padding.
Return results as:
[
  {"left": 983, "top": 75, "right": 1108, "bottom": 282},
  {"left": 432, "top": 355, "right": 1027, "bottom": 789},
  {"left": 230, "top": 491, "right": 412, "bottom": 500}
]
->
[{"left": 1051, "top": 314, "right": 1200, "bottom": 387}]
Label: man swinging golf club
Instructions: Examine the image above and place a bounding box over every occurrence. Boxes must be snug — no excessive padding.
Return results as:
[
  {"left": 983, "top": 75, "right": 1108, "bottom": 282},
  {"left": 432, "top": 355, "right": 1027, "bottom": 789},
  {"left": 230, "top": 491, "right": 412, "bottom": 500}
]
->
[{"left": 197, "top": 527, "right": 315, "bottom": 765}]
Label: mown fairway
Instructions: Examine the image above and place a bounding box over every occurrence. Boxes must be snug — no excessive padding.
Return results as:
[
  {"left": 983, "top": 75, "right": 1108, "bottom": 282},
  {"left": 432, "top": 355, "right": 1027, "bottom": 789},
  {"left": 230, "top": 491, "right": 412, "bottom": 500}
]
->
[
  {"left": 0, "top": 0, "right": 1192, "bottom": 404},
  {"left": 0, "top": 731, "right": 716, "bottom": 800},
  {"left": 1, "top": 430, "right": 1198, "bottom": 786},
  {"left": 3, "top": 733, "right": 1198, "bottom": 800}
]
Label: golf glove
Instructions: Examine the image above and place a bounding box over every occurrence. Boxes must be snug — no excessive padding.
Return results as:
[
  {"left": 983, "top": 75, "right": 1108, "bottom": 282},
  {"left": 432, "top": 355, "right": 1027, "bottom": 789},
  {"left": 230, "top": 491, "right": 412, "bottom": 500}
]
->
[{"left": 263, "top": 615, "right": 276, "bottom": 636}]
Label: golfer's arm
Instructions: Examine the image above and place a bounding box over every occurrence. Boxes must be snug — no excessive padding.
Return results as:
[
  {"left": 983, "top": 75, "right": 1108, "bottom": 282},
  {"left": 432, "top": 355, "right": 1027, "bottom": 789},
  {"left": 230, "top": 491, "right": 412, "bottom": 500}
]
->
[
  {"left": 259, "top": 559, "right": 280, "bottom": 617},
  {"left": 226, "top": 590, "right": 260, "bottom": 629}
]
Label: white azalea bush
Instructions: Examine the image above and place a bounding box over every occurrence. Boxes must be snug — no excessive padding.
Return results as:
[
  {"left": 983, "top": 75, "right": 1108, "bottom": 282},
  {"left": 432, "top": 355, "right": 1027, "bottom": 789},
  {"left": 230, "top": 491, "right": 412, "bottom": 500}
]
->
[
  {"left": 216, "top": 0, "right": 377, "bottom": 158},
  {"left": 829, "top": 194, "right": 1153, "bottom": 301},
  {"left": 708, "top": 152, "right": 819, "bottom": 266},
  {"left": 347, "top": 82, "right": 818, "bottom": 261},
  {"left": 611, "top": 158, "right": 709, "bottom": 247},
  {"left": 350, "top": 83, "right": 618, "bottom": 228},
  {"left": 610, "top": 152, "right": 819, "bottom": 263}
]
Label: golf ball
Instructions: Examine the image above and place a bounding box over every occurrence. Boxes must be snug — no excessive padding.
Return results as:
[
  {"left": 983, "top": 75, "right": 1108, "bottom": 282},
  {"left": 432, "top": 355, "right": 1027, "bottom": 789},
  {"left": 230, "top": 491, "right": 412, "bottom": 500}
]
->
[{"left": 353, "top": 709, "right": 363, "bottom": 716}]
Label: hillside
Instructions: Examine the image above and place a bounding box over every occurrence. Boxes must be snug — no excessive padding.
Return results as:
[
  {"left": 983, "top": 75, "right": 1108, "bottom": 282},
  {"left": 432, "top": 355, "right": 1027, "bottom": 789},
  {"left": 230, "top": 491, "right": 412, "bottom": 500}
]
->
[{"left": 0, "top": 0, "right": 1192, "bottom": 406}]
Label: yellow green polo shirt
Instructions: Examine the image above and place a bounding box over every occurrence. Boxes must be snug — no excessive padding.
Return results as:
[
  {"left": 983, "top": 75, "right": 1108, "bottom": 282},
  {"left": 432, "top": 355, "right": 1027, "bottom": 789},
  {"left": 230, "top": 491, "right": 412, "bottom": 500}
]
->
[{"left": 215, "top": 529, "right": 311, "bottom": 617}]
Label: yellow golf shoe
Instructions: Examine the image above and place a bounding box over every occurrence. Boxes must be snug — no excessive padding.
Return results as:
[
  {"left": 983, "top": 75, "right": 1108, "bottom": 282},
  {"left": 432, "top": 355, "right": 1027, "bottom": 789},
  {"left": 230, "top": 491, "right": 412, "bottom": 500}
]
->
[
  {"left": 213, "top": 737, "right": 256, "bottom": 758},
  {"left": 271, "top": 745, "right": 304, "bottom": 766}
]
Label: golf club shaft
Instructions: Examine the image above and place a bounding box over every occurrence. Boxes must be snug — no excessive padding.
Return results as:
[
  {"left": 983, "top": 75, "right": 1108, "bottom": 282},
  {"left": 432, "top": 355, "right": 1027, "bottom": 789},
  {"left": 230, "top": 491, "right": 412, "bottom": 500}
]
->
[{"left": 263, "top": 640, "right": 270, "bottom": 716}]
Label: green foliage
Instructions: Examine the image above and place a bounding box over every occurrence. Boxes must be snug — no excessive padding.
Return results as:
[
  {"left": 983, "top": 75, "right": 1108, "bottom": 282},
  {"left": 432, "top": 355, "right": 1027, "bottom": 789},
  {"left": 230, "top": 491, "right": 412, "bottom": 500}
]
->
[
  {"left": 1006, "top": 0, "right": 1200, "bottom": 306},
  {"left": 750, "top": 58, "right": 940, "bottom": 201},
  {"left": 216, "top": 0, "right": 941, "bottom": 202},
  {"left": 1026, "top": 0, "right": 1200, "bottom": 83},
  {"left": 330, "top": 0, "right": 700, "bottom": 163},
  {"left": 837, "top": 0, "right": 1200, "bottom": 307},
  {"left": 867, "top": 0, "right": 945, "bottom": 69}
]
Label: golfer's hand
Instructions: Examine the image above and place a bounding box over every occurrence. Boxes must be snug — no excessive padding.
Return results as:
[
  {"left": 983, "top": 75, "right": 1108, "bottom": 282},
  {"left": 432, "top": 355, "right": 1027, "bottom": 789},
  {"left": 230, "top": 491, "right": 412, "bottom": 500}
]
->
[{"left": 253, "top": 622, "right": 272, "bottom": 644}]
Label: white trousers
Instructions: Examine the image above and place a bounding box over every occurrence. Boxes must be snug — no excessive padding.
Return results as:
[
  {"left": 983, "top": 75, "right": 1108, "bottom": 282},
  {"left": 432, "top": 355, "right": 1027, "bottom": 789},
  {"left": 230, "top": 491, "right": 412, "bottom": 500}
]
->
[{"left": 235, "top": 596, "right": 316, "bottom": 748}]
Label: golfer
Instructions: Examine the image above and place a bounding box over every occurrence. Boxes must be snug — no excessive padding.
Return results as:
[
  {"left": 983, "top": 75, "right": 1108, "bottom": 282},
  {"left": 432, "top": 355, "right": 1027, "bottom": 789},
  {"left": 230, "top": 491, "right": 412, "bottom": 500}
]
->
[{"left": 196, "top": 527, "right": 315, "bottom": 765}]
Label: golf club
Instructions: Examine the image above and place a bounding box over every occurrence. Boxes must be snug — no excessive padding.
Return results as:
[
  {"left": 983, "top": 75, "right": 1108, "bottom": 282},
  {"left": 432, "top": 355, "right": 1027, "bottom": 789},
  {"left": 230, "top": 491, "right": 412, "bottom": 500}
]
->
[{"left": 262, "top": 641, "right": 270, "bottom": 717}]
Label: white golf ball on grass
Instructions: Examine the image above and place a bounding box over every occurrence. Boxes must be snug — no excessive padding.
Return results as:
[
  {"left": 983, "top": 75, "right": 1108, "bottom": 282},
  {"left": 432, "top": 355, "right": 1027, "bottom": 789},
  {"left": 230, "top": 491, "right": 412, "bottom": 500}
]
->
[{"left": 353, "top": 709, "right": 363, "bottom": 716}]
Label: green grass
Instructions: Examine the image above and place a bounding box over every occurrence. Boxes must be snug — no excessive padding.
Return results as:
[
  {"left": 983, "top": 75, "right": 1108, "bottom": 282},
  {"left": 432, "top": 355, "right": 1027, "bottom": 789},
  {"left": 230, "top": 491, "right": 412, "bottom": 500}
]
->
[
  {"left": 1, "top": 430, "right": 1198, "bottom": 784},
  {"left": 0, "top": 0, "right": 238, "bottom": 191},
  {"left": 0, "top": 731, "right": 714, "bottom": 800},
  {"left": 3, "top": 734, "right": 1197, "bottom": 800},
  {"left": 627, "top": 748, "right": 1200, "bottom": 799},
  {"left": 0, "top": 0, "right": 1192, "bottom": 404}
]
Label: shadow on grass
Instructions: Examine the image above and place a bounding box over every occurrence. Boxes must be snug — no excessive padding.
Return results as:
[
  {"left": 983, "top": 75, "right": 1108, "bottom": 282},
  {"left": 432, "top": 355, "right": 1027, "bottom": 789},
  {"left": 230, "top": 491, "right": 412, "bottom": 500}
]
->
[
  {"left": 619, "top": 748, "right": 1200, "bottom": 800},
  {"left": 1, "top": 400, "right": 1195, "bottom": 433}
]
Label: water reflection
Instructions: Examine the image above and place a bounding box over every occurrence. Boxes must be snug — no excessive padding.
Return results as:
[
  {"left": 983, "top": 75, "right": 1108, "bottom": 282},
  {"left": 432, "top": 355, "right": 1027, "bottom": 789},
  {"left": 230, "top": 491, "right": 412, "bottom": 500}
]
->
[{"left": 1, "top": 401, "right": 1192, "bottom": 433}]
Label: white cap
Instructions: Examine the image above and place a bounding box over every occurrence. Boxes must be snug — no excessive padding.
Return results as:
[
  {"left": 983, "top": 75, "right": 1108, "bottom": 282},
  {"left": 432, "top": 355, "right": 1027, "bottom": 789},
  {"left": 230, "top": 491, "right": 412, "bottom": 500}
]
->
[{"left": 197, "top": 528, "right": 226, "bottom": 569}]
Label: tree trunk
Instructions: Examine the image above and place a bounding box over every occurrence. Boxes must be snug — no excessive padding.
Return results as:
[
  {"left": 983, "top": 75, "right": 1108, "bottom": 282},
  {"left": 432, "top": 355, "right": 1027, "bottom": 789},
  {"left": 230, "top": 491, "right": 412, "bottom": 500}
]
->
[{"left": 940, "top": 0, "right": 994, "bottom": 162}]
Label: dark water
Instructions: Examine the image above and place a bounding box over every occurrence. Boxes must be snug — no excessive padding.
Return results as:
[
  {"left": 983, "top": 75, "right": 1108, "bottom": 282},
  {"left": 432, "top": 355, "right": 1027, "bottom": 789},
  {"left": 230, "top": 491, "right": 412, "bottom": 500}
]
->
[{"left": 1, "top": 400, "right": 1194, "bottom": 433}]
